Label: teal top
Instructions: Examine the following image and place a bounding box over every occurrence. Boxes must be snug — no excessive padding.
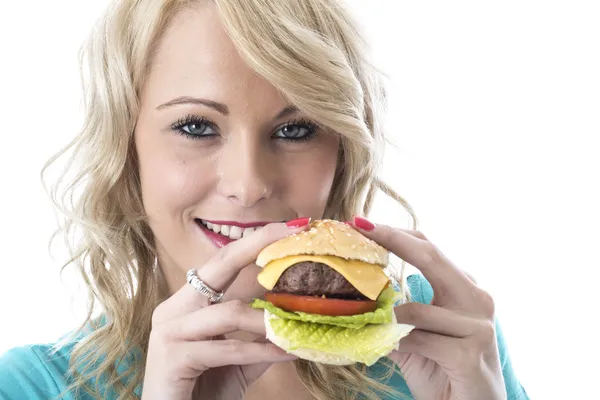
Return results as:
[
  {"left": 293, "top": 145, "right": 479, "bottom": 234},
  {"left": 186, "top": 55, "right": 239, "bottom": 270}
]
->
[{"left": 0, "top": 274, "right": 529, "bottom": 399}]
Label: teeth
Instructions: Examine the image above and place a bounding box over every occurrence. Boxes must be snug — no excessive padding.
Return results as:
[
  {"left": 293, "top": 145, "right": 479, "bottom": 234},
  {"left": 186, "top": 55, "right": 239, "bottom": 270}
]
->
[
  {"left": 229, "top": 226, "right": 243, "bottom": 240},
  {"left": 200, "top": 220, "right": 261, "bottom": 240}
]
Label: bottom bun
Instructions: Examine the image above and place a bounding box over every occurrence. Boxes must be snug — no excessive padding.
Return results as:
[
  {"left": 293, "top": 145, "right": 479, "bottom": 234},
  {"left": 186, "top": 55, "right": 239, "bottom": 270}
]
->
[{"left": 264, "top": 310, "right": 404, "bottom": 366}]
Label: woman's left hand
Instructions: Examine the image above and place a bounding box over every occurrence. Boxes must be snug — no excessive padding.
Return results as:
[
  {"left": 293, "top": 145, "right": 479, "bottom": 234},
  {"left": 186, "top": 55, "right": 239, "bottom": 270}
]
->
[{"left": 350, "top": 217, "right": 507, "bottom": 400}]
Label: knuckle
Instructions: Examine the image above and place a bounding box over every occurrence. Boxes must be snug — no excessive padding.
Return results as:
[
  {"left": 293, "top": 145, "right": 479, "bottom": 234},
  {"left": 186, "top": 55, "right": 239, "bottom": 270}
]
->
[
  {"left": 149, "top": 327, "right": 170, "bottom": 348},
  {"left": 379, "top": 226, "right": 396, "bottom": 245},
  {"left": 414, "top": 230, "right": 428, "bottom": 241},
  {"left": 226, "top": 299, "right": 248, "bottom": 316},
  {"left": 222, "top": 340, "right": 244, "bottom": 354},
  {"left": 180, "top": 346, "right": 197, "bottom": 369},
  {"left": 410, "top": 330, "right": 428, "bottom": 348},
  {"left": 151, "top": 302, "right": 168, "bottom": 327},
  {"left": 476, "top": 289, "right": 496, "bottom": 318},
  {"left": 475, "top": 320, "right": 496, "bottom": 342},
  {"left": 171, "top": 344, "right": 197, "bottom": 372},
  {"left": 421, "top": 242, "right": 445, "bottom": 265},
  {"left": 462, "top": 269, "right": 478, "bottom": 284}
]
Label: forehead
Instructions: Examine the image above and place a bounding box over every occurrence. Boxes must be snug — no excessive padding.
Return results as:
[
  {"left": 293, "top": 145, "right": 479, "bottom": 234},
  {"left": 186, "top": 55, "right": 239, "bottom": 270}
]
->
[{"left": 142, "top": 3, "right": 287, "bottom": 109}]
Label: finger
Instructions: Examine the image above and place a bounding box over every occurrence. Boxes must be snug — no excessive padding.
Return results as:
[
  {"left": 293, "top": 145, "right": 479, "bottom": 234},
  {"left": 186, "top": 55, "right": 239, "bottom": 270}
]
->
[
  {"left": 395, "top": 229, "right": 477, "bottom": 284},
  {"left": 163, "top": 220, "right": 310, "bottom": 319},
  {"left": 198, "top": 221, "right": 310, "bottom": 291},
  {"left": 388, "top": 329, "right": 462, "bottom": 367},
  {"left": 165, "top": 300, "right": 267, "bottom": 340},
  {"left": 394, "top": 302, "right": 478, "bottom": 338},
  {"left": 176, "top": 340, "right": 296, "bottom": 370},
  {"left": 350, "top": 217, "right": 473, "bottom": 304},
  {"left": 401, "top": 229, "right": 428, "bottom": 240}
]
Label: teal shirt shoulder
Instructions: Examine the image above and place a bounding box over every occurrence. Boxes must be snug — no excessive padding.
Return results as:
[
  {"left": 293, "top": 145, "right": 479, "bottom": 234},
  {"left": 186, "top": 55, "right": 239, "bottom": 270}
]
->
[
  {"left": 0, "top": 274, "right": 529, "bottom": 400},
  {"left": 0, "top": 340, "right": 84, "bottom": 400}
]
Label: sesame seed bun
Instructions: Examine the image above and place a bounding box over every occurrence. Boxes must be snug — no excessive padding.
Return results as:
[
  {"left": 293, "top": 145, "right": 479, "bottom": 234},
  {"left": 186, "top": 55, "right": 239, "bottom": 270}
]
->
[{"left": 256, "top": 219, "right": 389, "bottom": 267}]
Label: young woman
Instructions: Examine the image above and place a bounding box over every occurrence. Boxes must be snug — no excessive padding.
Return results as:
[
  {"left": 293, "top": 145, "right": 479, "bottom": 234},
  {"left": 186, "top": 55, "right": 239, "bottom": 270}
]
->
[{"left": 0, "top": 0, "right": 529, "bottom": 399}]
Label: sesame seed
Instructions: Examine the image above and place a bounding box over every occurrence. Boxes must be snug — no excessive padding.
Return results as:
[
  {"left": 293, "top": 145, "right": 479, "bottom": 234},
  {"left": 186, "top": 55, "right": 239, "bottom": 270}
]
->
[{"left": 351, "top": 245, "right": 356, "bottom": 249}]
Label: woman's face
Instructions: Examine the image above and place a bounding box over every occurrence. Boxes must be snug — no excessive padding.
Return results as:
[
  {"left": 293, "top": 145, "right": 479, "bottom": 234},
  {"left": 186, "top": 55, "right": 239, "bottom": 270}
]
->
[{"left": 135, "top": 3, "right": 340, "bottom": 297}]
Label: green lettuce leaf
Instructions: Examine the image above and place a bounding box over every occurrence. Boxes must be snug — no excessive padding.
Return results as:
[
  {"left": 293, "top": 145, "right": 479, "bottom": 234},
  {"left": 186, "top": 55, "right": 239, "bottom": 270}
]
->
[
  {"left": 268, "top": 314, "right": 414, "bottom": 366},
  {"left": 250, "top": 286, "right": 401, "bottom": 329}
]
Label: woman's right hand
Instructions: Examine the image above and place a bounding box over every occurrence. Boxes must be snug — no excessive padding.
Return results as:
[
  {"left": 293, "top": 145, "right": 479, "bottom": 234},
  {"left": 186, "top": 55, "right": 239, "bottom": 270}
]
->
[{"left": 141, "top": 220, "right": 310, "bottom": 400}]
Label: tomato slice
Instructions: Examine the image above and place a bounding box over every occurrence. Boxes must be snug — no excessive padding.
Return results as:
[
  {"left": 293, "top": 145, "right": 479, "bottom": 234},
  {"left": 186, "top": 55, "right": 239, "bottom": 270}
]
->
[{"left": 264, "top": 292, "right": 377, "bottom": 316}]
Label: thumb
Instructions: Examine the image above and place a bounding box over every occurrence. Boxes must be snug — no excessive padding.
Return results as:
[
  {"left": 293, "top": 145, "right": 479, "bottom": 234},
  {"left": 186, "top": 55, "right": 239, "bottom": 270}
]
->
[{"left": 240, "top": 361, "right": 277, "bottom": 388}]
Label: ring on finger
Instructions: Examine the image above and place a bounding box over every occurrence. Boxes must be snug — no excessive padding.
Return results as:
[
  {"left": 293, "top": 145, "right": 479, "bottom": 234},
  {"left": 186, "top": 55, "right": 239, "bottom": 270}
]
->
[{"left": 186, "top": 269, "right": 224, "bottom": 304}]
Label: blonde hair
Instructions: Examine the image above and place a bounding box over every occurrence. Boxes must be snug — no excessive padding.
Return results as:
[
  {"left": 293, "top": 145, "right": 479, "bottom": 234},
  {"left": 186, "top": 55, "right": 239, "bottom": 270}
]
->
[{"left": 42, "top": 0, "right": 418, "bottom": 399}]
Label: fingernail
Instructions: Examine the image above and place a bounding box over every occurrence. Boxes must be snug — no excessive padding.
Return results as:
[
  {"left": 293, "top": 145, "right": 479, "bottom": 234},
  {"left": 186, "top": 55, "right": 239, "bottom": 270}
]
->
[
  {"left": 286, "top": 217, "right": 311, "bottom": 228},
  {"left": 353, "top": 216, "right": 375, "bottom": 231}
]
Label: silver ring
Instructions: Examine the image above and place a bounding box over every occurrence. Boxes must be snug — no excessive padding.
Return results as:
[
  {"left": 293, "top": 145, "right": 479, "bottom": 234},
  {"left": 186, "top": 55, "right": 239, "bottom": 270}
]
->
[{"left": 186, "top": 269, "right": 224, "bottom": 303}]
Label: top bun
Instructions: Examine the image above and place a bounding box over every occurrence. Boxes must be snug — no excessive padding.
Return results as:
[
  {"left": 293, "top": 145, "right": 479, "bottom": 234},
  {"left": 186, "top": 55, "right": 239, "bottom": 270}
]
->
[{"left": 256, "top": 219, "right": 389, "bottom": 267}]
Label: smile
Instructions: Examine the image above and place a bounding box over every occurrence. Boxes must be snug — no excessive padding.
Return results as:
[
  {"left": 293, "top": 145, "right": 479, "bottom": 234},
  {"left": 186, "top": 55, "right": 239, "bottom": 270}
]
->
[{"left": 196, "top": 218, "right": 266, "bottom": 240}]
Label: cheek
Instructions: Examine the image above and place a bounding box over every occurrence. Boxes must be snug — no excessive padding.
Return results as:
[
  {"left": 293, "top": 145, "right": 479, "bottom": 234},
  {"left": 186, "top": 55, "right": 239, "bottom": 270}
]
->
[
  {"left": 280, "top": 138, "right": 339, "bottom": 217},
  {"left": 135, "top": 131, "right": 212, "bottom": 222}
]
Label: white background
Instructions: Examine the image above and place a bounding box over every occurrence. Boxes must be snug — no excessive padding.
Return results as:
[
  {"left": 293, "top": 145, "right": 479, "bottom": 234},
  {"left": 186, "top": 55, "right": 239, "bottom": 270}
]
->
[{"left": 1, "top": 1, "right": 598, "bottom": 399}]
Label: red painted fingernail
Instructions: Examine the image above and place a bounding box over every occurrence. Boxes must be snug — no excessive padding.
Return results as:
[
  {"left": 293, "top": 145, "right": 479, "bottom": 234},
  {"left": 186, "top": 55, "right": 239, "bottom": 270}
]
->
[
  {"left": 286, "top": 217, "right": 311, "bottom": 228},
  {"left": 353, "top": 216, "right": 375, "bottom": 231}
]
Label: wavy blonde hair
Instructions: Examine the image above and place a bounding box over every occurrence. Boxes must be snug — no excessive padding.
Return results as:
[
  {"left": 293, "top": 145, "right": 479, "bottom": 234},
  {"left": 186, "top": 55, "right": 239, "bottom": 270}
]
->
[{"left": 43, "top": 0, "right": 418, "bottom": 399}]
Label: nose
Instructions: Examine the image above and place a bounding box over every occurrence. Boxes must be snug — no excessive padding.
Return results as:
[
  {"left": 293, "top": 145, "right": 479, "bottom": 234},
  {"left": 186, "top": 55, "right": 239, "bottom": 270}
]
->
[{"left": 216, "top": 136, "right": 274, "bottom": 208}]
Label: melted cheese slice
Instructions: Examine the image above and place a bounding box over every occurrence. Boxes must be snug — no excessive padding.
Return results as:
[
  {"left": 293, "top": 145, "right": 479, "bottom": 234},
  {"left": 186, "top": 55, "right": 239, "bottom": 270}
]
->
[{"left": 257, "top": 255, "right": 389, "bottom": 300}]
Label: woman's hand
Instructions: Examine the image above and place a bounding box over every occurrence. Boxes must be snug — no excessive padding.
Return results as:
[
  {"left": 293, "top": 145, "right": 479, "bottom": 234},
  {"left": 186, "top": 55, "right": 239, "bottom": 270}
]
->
[
  {"left": 141, "top": 220, "right": 310, "bottom": 400},
  {"left": 350, "top": 217, "right": 507, "bottom": 400}
]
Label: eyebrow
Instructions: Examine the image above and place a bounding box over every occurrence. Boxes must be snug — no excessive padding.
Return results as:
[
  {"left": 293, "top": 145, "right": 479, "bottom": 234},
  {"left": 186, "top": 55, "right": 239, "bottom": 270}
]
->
[
  {"left": 274, "top": 105, "right": 298, "bottom": 119},
  {"left": 156, "top": 96, "right": 298, "bottom": 120},
  {"left": 157, "top": 96, "right": 229, "bottom": 114}
]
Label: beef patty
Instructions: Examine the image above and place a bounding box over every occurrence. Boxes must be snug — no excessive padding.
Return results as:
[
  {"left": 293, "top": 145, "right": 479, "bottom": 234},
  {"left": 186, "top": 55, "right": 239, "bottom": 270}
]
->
[{"left": 271, "top": 261, "right": 367, "bottom": 300}]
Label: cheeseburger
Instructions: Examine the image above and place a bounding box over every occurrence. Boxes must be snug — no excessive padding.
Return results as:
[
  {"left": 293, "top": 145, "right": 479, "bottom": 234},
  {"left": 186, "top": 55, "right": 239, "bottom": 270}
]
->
[{"left": 250, "top": 219, "right": 414, "bottom": 366}]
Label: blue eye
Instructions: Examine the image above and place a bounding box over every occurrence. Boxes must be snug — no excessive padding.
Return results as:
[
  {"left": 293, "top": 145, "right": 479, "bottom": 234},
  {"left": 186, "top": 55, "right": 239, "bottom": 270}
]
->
[
  {"left": 171, "top": 115, "right": 218, "bottom": 139},
  {"left": 170, "top": 115, "right": 319, "bottom": 143},
  {"left": 273, "top": 119, "right": 319, "bottom": 142}
]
